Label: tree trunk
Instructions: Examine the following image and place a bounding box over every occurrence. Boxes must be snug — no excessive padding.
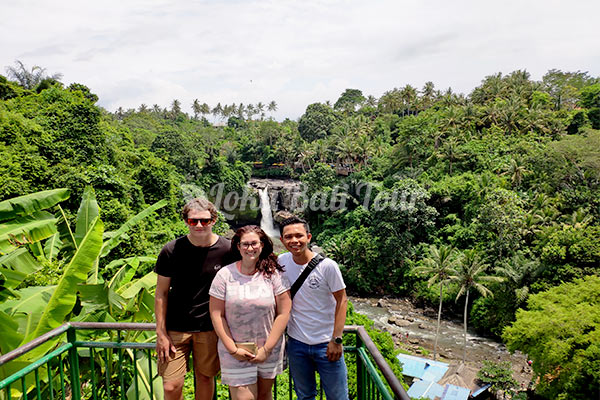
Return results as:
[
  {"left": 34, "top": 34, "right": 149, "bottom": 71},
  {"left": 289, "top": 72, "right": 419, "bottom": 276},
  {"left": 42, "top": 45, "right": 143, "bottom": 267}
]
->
[
  {"left": 434, "top": 284, "right": 443, "bottom": 361},
  {"left": 463, "top": 288, "right": 470, "bottom": 364}
]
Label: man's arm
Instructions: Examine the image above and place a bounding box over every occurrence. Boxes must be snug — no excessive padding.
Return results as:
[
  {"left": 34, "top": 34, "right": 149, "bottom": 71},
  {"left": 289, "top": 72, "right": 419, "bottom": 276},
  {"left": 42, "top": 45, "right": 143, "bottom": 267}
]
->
[
  {"left": 326, "top": 288, "right": 348, "bottom": 361},
  {"left": 155, "top": 275, "right": 175, "bottom": 363}
]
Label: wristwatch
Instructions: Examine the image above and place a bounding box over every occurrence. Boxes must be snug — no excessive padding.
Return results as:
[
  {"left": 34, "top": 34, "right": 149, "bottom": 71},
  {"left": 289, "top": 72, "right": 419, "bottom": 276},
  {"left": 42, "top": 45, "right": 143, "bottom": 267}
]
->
[{"left": 332, "top": 336, "right": 343, "bottom": 345}]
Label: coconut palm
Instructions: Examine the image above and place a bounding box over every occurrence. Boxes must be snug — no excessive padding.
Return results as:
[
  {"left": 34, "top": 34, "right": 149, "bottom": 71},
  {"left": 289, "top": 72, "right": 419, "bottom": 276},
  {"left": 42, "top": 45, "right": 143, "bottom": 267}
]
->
[
  {"left": 501, "top": 158, "right": 530, "bottom": 187},
  {"left": 414, "top": 244, "right": 458, "bottom": 360},
  {"left": 192, "top": 99, "right": 201, "bottom": 119},
  {"left": 451, "top": 250, "right": 503, "bottom": 363},
  {"left": 256, "top": 102, "right": 265, "bottom": 120},
  {"left": 5, "top": 60, "right": 63, "bottom": 90},
  {"left": 268, "top": 100, "right": 278, "bottom": 113}
]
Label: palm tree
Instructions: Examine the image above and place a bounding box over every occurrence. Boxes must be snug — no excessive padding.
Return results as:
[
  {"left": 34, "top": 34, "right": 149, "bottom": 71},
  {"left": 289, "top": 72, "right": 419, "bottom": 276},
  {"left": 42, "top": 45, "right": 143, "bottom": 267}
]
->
[
  {"left": 212, "top": 103, "right": 223, "bottom": 121},
  {"left": 192, "top": 99, "right": 201, "bottom": 119},
  {"left": 200, "top": 103, "right": 211, "bottom": 119},
  {"left": 246, "top": 104, "right": 256, "bottom": 120},
  {"left": 495, "top": 254, "right": 541, "bottom": 307},
  {"left": 267, "top": 100, "right": 278, "bottom": 116},
  {"left": 5, "top": 60, "right": 63, "bottom": 89},
  {"left": 171, "top": 99, "right": 181, "bottom": 117},
  {"left": 414, "top": 244, "right": 458, "bottom": 360},
  {"left": 256, "top": 102, "right": 265, "bottom": 120},
  {"left": 436, "top": 137, "right": 463, "bottom": 174},
  {"left": 501, "top": 158, "right": 529, "bottom": 187},
  {"left": 451, "top": 250, "right": 503, "bottom": 363}
]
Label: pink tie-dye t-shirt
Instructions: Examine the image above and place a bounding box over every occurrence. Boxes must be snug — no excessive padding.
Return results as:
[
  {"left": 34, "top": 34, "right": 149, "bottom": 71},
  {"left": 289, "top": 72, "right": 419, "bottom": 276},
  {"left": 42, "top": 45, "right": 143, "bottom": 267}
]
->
[{"left": 209, "top": 262, "right": 290, "bottom": 385}]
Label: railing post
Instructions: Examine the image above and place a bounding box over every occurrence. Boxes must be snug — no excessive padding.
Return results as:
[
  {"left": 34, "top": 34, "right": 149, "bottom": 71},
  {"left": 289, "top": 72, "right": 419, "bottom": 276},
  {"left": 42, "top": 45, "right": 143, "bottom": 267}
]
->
[
  {"left": 67, "top": 327, "right": 81, "bottom": 400},
  {"left": 356, "top": 331, "right": 365, "bottom": 400}
]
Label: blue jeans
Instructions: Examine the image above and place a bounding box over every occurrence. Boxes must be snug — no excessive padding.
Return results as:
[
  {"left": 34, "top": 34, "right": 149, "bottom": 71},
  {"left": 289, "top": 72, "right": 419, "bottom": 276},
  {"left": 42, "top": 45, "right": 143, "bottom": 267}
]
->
[{"left": 287, "top": 337, "right": 349, "bottom": 400}]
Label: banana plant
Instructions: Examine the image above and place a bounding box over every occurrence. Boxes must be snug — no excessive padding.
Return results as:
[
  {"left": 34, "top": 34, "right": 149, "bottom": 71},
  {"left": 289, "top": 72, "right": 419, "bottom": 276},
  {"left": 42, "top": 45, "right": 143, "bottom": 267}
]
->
[
  {"left": 0, "top": 189, "right": 70, "bottom": 255},
  {"left": 0, "top": 186, "right": 167, "bottom": 396}
]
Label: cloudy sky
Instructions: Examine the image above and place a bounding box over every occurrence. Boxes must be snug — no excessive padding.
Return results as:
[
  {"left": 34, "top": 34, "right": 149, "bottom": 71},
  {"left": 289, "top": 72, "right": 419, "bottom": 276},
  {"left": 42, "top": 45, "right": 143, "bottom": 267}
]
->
[{"left": 2, "top": 0, "right": 599, "bottom": 120}]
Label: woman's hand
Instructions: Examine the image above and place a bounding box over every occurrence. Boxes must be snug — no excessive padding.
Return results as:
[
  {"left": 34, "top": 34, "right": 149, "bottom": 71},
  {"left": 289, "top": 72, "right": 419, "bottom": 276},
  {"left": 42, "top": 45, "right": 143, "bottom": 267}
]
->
[
  {"left": 250, "top": 347, "right": 270, "bottom": 363},
  {"left": 231, "top": 348, "right": 255, "bottom": 362}
]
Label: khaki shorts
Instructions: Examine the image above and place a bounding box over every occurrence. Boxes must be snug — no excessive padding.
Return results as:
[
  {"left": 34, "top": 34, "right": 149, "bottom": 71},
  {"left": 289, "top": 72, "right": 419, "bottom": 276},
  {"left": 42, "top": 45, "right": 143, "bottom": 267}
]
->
[{"left": 158, "top": 330, "right": 220, "bottom": 381}]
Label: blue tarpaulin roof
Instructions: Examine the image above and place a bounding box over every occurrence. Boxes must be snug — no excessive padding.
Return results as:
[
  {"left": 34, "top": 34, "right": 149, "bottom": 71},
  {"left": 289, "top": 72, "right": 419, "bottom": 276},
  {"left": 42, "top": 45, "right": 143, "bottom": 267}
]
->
[
  {"left": 440, "top": 384, "right": 470, "bottom": 400},
  {"left": 407, "top": 380, "right": 444, "bottom": 399},
  {"left": 396, "top": 353, "right": 449, "bottom": 381},
  {"left": 407, "top": 381, "right": 470, "bottom": 400}
]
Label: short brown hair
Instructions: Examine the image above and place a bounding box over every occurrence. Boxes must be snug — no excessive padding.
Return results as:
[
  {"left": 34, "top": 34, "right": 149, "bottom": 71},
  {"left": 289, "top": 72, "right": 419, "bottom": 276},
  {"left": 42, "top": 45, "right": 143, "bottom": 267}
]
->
[{"left": 181, "top": 198, "right": 218, "bottom": 221}]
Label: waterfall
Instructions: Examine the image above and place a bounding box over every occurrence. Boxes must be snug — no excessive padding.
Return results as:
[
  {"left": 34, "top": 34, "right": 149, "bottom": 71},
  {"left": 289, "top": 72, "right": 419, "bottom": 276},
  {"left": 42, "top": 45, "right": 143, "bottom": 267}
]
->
[{"left": 259, "top": 188, "right": 280, "bottom": 238}]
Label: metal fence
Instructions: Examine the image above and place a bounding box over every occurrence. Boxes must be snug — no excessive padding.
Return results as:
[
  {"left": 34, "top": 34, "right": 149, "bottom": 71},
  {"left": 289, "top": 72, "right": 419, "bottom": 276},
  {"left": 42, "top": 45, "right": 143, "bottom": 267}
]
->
[{"left": 0, "top": 323, "right": 409, "bottom": 400}]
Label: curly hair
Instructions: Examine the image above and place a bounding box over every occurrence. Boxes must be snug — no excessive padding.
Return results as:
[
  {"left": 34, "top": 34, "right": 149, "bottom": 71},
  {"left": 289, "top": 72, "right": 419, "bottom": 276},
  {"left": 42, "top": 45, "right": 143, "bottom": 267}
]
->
[{"left": 231, "top": 225, "right": 283, "bottom": 277}]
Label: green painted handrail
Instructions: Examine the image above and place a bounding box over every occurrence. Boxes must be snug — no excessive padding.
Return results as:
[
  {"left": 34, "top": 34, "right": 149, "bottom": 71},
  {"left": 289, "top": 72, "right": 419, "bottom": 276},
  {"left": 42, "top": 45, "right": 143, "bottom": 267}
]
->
[{"left": 0, "top": 323, "right": 409, "bottom": 400}]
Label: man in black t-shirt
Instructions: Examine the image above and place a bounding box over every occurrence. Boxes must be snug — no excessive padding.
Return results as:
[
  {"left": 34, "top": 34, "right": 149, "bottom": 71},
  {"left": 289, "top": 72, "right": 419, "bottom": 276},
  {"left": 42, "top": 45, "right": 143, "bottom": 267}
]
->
[{"left": 155, "top": 198, "right": 234, "bottom": 400}]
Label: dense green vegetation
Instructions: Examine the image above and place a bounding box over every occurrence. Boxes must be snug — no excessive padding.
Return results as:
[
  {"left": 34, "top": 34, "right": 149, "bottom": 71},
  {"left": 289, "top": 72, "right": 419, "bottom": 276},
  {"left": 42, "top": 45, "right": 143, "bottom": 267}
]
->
[{"left": 1, "top": 64, "right": 599, "bottom": 398}]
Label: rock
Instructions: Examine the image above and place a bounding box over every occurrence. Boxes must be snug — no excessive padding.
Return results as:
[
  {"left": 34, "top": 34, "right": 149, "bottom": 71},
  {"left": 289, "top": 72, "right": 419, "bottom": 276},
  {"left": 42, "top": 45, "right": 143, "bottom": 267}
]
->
[
  {"left": 408, "top": 338, "right": 420, "bottom": 345},
  {"left": 395, "top": 320, "right": 411, "bottom": 327},
  {"left": 405, "top": 317, "right": 415, "bottom": 322},
  {"left": 377, "top": 299, "right": 386, "bottom": 308},
  {"left": 418, "top": 323, "right": 427, "bottom": 329},
  {"left": 388, "top": 316, "right": 398, "bottom": 324},
  {"left": 415, "top": 349, "right": 423, "bottom": 354},
  {"left": 274, "top": 210, "right": 295, "bottom": 223}
]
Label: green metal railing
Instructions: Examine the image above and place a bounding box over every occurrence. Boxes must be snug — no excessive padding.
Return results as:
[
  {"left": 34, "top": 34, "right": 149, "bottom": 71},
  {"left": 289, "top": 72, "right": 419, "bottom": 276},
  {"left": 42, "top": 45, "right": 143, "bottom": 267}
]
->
[{"left": 0, "top": 323, "right": 409, "bottom": 400}]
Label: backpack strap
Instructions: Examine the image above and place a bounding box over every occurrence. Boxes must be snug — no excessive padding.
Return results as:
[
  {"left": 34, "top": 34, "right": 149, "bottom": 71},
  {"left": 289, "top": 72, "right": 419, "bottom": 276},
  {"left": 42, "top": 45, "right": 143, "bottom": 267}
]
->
[{"left": 290, "top": 253, "right": 324, "bottom": 299}]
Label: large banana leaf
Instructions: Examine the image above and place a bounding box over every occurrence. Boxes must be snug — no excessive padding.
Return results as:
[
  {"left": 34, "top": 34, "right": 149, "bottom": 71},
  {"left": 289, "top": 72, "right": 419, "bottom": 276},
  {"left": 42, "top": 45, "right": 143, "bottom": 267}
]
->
[
  {"left": 118, "top": 272, "right": 157, "bottom": 299},
  {"left": 74, "top": 186, "right": 99, "bottom": 247},
  {"left": 0, "top": 310, "right": 27, "bottom": 383},
  {"left": 22, "top": 217, "right": 103, "bottom": 359},
  {"left": 100, "top": 200, "right": 167, "bottom": 258},
  {"left": 107, "top": 256, "right": 155, "bottom": 290},
  {"left": 0, "top": 310, "right": 23, "bottom": 354},
  {"left": 77, "top": 283, "right": 126, "bottom": 315},
  {"left": 43, "top": 233, "right": 62, "bottom": 262},
  {"left": 0, "top": 286, "right": 56, "bottom": 339},
  {"left": 0, "top": 211, "right": 57, "bottom": 254},
  {"left": 125, "top": 349, "right": 164, "bottom": 400},
  {"left": 0, "top": 248, "right": 42, "bottom": 290},
  {"left": 0, "top": 189, "right": 70, "bottom": 221}
]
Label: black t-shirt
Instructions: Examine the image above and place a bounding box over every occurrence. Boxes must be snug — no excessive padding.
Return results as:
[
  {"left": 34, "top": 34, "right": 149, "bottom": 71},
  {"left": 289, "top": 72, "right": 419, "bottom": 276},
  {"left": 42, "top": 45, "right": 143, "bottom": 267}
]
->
[{"left": 154, "top": 235, "right": 235, "bottom": 332}]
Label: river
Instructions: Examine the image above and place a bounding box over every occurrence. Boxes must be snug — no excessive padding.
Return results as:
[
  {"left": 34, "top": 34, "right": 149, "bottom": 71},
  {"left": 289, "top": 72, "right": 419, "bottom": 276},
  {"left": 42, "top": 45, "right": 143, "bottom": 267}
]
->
[{"left": 350, "top": 297, "right": 533, "bottom": 388}]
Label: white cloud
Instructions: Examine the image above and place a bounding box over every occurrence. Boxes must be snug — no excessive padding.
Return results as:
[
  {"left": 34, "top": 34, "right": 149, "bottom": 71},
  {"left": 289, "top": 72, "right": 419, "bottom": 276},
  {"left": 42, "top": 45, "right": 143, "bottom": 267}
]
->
[{"left": 1, "top": 0, "right": 599, "bottom": 120}]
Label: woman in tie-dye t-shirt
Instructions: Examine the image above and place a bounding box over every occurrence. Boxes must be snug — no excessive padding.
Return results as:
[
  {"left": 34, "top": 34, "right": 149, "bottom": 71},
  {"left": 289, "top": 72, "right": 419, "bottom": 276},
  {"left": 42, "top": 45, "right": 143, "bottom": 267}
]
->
[{"left": 209, "top": 226, "right": 291, "bottom": 400}]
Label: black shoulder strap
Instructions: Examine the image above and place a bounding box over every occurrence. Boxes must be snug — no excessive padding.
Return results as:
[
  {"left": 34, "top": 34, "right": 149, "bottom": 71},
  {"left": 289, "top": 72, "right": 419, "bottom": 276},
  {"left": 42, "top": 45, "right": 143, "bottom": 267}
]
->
[{"left": 290, "top": 253, "right": 324, "bottom": 299}]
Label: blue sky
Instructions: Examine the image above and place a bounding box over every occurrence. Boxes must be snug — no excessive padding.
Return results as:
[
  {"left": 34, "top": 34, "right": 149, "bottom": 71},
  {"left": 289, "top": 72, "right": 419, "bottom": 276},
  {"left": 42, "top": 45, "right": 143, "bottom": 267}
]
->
[{"left": 2, "top": 0, "right": 599, "bottom": 120}]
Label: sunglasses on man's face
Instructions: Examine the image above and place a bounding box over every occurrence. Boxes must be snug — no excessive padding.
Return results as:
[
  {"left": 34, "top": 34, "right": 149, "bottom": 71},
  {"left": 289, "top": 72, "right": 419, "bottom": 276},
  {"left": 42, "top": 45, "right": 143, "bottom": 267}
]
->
[{"left": 186, "top": 218, "right": 213, "bottom": 226}]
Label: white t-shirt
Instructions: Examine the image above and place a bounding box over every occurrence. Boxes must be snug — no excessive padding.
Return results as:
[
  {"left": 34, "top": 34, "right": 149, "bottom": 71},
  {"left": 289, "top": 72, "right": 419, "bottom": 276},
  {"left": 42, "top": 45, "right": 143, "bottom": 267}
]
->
[{"left": 279, "top": 252, "right": 346, "bottom": 345}]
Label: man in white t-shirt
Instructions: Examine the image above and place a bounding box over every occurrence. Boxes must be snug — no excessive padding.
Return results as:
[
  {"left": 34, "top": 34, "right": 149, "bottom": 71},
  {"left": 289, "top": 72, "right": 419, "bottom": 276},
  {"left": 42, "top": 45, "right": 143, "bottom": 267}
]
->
[{"left": 278, "top": 216, "right": 348, "bottom": 400}]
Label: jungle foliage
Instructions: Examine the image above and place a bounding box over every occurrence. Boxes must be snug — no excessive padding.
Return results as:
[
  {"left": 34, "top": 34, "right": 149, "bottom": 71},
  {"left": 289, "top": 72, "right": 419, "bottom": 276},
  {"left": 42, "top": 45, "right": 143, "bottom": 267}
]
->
[{"left": 1, "top": 66, "right": 600, "bottom": 398}]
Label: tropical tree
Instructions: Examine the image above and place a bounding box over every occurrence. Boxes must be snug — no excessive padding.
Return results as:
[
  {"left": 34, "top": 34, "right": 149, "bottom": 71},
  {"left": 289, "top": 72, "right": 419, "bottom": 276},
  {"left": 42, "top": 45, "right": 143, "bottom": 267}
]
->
[
  {"left": 501, "top": 158, "right": 530, "bottom": 187},
  {"left": 267, "top": 100, "right": 278, "bottom": 119},
  {"left": 451, "top": 250, "right": 503, "bottom": 363},
  {"left": 200, "top": 103, "right": 211, "bottom": 119},
  {"left": 5, "top": 60, "right": 63, "bottom": 90},
  {"left": 212, "top": 103, "right": 223, "bottom": 121},
  {"left": 414, "top": 245, "right": 458, "bottom": 360},
  {"left": 256, "top": 102, "right": 265, "bottom": 120},
  {"left": 503, "top": 276, "right": 600, "bottom": 399},
  {"left": 192, "top": 99, "right": 202, "bottom": 119},
  {"left": 0, "top": 188, "right": 166, "bottom": 396},
  {"left": 170, "top": 99, "right": 181, "bottom": 116}
]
